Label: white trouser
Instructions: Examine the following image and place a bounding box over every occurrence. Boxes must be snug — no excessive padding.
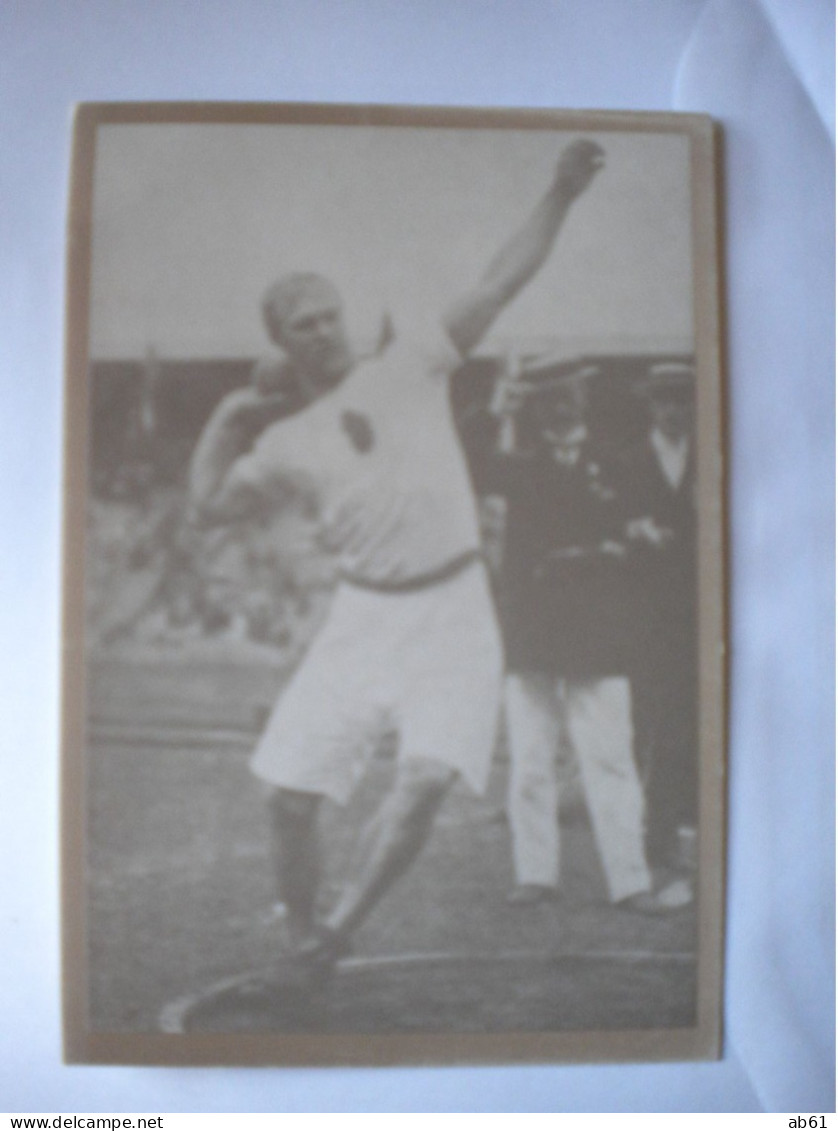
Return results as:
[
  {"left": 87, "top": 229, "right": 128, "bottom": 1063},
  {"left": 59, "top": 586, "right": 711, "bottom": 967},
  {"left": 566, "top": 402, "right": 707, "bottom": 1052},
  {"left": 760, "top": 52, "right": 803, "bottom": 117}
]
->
[{"left": 505, "top": 672, "right": 651, "bottom": 903}]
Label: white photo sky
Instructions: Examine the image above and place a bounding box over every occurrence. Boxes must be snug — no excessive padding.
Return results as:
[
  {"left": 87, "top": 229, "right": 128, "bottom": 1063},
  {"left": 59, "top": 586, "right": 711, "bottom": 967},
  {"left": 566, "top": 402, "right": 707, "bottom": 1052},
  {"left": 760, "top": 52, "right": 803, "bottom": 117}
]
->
[{"left": 89, "top": 121, "right": 693, "bottom": 360}]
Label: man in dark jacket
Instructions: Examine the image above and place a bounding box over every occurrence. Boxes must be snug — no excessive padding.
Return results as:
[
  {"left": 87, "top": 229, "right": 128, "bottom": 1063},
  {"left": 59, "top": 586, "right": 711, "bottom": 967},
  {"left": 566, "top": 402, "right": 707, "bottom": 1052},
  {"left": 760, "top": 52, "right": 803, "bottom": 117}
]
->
[
  {"left": 485, "top": 371, "right": 681, "bottom": 912},
  {"left": 623, "top": 362, "right": 698, "bottom": 871}
]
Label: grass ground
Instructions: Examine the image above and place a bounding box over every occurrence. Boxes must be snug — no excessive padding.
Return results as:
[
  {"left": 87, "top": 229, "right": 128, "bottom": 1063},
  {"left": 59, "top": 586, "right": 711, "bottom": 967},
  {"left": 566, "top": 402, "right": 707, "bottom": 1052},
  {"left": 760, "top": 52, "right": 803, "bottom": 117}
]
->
[{"left": 84, "top": 650, "right": 696, "bottom": 1035}]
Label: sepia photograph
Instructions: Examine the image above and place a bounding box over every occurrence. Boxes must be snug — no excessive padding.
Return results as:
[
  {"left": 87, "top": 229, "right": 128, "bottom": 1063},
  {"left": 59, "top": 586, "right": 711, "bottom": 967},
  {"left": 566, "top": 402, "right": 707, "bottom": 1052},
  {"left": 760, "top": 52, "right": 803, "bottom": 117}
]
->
[{"left": 62, "top": 103, "right": 725, "bottom": 1066}]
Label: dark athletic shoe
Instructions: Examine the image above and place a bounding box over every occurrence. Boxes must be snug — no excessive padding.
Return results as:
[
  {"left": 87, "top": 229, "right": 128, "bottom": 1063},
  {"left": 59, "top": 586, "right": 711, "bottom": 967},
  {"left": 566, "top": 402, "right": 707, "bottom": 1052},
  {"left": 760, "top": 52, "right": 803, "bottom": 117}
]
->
[{"left": 293, "top": 925, "right": 352, "bottom": 987}]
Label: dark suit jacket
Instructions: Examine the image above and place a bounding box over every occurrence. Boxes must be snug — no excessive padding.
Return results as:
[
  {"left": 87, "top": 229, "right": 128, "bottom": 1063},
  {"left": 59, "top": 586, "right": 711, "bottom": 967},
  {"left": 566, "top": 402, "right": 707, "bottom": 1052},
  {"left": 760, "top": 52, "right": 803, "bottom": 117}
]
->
[
  {"left": 621, "top": 435, "right": 696, "bottom": 612},
  {"left": 485, "top": 446, "right": 637, "bottom": 677}
]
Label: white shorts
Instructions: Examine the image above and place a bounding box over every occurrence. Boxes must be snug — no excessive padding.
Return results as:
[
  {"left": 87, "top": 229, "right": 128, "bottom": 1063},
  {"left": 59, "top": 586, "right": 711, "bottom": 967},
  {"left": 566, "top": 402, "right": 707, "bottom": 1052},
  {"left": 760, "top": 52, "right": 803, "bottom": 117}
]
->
[{"left": 249, "top": 560, "right": 503, "bottom": 803}]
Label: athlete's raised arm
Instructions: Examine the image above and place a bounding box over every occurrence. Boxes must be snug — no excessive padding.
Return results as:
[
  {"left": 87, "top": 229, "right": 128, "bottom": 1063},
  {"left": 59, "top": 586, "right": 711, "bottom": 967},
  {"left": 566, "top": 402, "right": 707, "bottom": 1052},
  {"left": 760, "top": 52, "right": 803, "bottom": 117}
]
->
[{"left": 443, "top": 139, "right": 605, "bottom": 357}]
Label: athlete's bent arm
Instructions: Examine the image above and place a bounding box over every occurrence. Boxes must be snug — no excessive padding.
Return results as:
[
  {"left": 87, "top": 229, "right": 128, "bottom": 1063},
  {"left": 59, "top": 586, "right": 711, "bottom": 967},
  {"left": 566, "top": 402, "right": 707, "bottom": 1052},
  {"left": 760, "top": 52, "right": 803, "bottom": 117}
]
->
[
  {"left": 188, "top": 387, "right": 286, "bottom": 526},
  {"left": 443, "top": 138, "right": 605, "bottom": 357}
]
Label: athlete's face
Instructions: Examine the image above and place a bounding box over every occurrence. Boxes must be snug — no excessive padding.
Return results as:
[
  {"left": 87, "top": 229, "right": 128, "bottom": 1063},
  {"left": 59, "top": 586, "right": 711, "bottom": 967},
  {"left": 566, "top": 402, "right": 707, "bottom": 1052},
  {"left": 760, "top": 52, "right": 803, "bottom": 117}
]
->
[{"left": 273, "top": 282, "right": 352, "bottom": 388}]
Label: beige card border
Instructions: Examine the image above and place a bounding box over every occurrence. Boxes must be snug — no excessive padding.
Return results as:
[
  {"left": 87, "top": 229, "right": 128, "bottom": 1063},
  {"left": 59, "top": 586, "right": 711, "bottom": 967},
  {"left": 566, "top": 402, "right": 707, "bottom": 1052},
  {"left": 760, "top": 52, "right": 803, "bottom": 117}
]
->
[{"left": 61, "top": 101, "right": 726, "bottom": 1067}]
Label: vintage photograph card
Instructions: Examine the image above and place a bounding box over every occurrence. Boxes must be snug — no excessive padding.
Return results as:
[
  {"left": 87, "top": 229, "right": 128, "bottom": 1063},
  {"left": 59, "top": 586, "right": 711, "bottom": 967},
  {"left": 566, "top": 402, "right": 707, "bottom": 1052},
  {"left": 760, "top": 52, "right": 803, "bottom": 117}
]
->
[{"left": 62, "top": 102, "right": 725, "bottom": 1066}]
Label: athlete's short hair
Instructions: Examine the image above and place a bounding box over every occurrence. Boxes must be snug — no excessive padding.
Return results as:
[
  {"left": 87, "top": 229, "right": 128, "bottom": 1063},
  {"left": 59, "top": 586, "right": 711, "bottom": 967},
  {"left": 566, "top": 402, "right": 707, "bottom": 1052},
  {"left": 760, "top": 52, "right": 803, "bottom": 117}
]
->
[{"left": 261, "top": 273, "right": 340, "bottom": 343}]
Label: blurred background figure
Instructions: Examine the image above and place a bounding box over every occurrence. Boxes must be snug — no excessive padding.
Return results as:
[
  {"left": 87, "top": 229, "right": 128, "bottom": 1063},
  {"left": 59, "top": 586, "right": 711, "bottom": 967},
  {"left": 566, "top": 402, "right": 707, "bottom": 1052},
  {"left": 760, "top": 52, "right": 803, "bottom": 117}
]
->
[{"left": 623, "top": 361, "right": 698, "bottom": 876}]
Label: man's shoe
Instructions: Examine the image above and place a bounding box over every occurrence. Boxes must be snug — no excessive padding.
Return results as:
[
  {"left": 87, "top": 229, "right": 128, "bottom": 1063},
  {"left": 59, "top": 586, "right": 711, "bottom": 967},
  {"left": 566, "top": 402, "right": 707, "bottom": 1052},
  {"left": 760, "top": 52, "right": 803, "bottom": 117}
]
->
[
  {"left": 506, "top": 883, "right": 559, "bottom": 906},
  {"left": 616, "top": 880, "right": 693, "bottom": 916}
]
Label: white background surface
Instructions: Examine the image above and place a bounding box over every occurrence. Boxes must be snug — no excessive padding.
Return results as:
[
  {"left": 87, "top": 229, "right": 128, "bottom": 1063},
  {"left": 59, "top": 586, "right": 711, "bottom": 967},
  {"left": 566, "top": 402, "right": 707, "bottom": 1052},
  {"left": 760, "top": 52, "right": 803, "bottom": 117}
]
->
[{"left": 1, "top": 0, "right": 833, "bottom": 1114}]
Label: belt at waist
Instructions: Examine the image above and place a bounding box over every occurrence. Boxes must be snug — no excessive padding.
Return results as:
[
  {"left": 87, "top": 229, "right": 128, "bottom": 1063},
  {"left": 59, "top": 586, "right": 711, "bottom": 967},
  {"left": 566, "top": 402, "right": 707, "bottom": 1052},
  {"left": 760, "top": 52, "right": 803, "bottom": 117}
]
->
[{"left": 339, "top": 549, "right": 484, "bottom": 594}]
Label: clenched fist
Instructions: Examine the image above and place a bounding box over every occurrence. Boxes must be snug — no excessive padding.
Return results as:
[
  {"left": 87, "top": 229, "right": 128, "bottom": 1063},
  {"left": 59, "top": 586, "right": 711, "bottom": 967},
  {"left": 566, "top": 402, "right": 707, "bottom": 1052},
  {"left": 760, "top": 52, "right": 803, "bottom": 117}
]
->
[{"left": 553, "top": 138, "right": 606, "bottom": 200}]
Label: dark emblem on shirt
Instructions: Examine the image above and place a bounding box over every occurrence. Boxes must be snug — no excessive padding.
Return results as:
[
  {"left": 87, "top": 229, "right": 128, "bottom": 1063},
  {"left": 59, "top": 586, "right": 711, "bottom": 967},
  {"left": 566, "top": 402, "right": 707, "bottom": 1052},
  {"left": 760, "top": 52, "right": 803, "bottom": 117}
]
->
[{"left": 341, "top": 409, "right": 375, "bottom": 454}]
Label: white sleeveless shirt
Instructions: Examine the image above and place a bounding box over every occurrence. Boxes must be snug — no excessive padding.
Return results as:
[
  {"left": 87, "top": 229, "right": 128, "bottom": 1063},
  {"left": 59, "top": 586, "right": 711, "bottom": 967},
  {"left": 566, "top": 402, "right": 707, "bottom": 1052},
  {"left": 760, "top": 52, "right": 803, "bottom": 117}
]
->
[{"left": 231, "top": 320, "right": 482, "bottom": 585}]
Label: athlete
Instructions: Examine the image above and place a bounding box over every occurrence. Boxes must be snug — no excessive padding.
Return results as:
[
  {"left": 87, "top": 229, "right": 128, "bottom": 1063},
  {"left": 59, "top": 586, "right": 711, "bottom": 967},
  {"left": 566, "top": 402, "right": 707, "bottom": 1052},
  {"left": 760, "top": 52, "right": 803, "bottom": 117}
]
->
[{"left": 188, "top": 138, "right": 606, "bottom": 982}]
